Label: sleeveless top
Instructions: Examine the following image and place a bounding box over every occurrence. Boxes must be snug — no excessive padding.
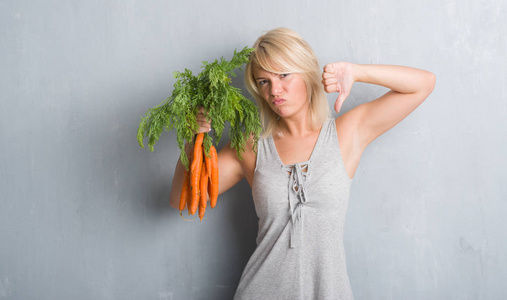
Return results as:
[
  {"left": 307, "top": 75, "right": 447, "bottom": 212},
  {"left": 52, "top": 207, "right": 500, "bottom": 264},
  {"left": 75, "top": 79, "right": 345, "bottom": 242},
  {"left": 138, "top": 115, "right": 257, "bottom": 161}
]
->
[{"left": 234, "top": 119, "right": 354, "bottom": 300}]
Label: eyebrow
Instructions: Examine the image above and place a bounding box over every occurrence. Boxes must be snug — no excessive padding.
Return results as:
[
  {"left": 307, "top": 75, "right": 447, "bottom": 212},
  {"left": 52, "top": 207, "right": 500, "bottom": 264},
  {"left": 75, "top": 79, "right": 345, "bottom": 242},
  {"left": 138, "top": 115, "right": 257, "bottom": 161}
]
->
[{"left": 253, "top": 71, "right": 275, "bottom": 80}]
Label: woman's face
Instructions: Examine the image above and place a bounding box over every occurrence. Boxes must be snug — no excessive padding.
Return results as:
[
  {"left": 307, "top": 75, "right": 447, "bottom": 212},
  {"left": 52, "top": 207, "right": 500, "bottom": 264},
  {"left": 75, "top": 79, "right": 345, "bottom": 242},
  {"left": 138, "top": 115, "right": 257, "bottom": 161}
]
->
[{"left": 253, "top": 66, "right": 308, "bottom": 119}]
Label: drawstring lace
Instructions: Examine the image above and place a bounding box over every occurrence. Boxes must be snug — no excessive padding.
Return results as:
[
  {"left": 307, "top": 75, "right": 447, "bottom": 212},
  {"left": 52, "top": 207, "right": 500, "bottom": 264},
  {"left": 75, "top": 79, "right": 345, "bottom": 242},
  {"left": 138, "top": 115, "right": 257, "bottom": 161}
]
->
[{"left": 285, "top": 163, "right": 310, "bottom": 248}]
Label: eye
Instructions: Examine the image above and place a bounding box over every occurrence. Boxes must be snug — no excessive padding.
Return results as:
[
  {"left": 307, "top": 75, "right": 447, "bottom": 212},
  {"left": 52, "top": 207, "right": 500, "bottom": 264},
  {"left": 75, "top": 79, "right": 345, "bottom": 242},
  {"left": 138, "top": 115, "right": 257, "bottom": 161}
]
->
[
  {"left": 280, "top": 73, "right": 290, "bottom": 78},
  {"left": 258, "top": 79, "right": 268, "bottom": 86}
]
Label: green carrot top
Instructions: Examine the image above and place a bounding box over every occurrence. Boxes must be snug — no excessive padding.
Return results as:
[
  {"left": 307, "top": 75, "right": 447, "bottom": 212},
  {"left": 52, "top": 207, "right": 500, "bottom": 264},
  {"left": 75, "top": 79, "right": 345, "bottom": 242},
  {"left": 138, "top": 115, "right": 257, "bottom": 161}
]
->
[{"left": 137, "top": 46, "right": 262, "bottom": 169}]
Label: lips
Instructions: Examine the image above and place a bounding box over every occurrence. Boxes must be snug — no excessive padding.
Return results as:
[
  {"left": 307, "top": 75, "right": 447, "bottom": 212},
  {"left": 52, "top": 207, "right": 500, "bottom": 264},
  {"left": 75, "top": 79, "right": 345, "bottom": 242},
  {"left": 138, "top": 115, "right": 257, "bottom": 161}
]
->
[{"left": 272, "top": 98, "right": 285, "bottom": 106}]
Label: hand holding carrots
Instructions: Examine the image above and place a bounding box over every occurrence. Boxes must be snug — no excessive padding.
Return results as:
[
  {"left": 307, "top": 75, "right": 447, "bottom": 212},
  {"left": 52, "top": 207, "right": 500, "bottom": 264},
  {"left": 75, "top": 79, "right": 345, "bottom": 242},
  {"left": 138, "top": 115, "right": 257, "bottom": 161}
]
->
[
  {"left": 179, "top": 107, "right": 219, "bottom": 221},
  {"left": 196, "top": 106, "right": 212, "bottom": 133}
]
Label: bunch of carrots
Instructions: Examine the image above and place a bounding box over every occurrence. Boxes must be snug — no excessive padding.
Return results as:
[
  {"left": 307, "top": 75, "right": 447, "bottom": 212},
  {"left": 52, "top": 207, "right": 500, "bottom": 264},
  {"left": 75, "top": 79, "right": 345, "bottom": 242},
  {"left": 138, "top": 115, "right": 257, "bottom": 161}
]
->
[
  {"left": 137, "top": 47, "right": 261, "bottom": 221},
  {"left": 179, "top": 133, "right": 219, "bottom": 221}
]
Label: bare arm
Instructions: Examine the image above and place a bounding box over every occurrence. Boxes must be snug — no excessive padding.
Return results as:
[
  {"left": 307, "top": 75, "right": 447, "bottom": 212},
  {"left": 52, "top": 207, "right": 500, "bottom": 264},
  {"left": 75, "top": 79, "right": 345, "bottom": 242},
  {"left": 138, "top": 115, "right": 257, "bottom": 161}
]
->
[
  {"left": 322, "top": 63, "right": 436, "bottom": 178},
  {"left": 323, "top": 62, "right": 435, "bottom": 148}
]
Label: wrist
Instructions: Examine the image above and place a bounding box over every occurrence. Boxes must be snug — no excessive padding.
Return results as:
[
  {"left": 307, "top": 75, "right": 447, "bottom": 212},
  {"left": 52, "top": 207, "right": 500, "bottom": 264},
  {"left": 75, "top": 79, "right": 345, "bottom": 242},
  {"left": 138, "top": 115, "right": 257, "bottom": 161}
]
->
[{"left": 351, "top": 63, "right": 366, "bottom": 83}]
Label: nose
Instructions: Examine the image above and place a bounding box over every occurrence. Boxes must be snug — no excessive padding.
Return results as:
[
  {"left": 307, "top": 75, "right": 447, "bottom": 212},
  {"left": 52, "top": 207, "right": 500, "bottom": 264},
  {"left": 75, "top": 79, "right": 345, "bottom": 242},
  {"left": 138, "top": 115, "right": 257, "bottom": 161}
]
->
[{"left": 270, "top": 78, "right": 283, "bottom": 96}]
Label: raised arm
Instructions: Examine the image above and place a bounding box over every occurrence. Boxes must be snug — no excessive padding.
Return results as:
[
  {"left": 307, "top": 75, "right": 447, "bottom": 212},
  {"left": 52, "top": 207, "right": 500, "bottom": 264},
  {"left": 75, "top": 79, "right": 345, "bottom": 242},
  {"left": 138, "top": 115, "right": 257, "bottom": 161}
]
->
[
  {"left": 322, "top": 62, "right": 435, "bottom": 147},
  {"left": 321, "top": 62, "right": 435, "bottom": 178}
]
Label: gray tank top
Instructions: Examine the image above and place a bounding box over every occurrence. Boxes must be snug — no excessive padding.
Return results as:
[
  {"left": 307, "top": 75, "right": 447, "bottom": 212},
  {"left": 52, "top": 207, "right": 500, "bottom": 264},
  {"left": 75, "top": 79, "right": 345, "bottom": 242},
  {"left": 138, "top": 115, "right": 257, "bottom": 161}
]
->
[{"left": 234, "top": 119, "right": 354, "bottom": 300}]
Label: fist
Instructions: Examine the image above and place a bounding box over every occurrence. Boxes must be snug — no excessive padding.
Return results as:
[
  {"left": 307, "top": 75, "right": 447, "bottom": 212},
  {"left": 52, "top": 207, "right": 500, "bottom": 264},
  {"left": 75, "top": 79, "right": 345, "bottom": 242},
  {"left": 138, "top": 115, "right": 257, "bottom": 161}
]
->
[
  {"left": 196, "top": 106, "right": 211, "bottom": 133},
  {"left": 322, "top": 62, "right": 355, "bottom": 113}
]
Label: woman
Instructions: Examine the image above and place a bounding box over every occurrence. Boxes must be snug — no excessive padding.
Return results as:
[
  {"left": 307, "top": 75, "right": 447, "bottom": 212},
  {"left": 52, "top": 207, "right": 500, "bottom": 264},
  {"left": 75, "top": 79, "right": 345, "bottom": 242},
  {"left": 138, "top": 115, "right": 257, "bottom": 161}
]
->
[{"left": 169, "top": 28, "right": 435, "bottom": 299}]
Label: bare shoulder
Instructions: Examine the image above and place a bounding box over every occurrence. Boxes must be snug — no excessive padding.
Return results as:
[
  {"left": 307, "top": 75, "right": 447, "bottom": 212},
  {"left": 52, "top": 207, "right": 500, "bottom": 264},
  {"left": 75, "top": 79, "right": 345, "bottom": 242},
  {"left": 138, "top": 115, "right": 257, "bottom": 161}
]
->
[
  {"left": 239, "top": 135, "right": 258, "bottom": 185},
  {"left": 216, "top": 135, "right": 257, "bottom": 194}
]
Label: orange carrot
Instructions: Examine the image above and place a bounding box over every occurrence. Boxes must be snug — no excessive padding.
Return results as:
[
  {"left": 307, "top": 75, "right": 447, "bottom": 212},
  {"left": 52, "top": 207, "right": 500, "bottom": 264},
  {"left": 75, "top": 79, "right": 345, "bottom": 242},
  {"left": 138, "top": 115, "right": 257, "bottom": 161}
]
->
[
  {"left": 179, "top": 168, "right": 190, "bottom": 212},
  {"left": 209, "top": 145, "right": 219, "bottom": 208},
  {"left": 204, "top": 146, "right": 212, "bottom": 186},
  {"left": 189, "top": 133, "right": 204, "bottom": 215},
  {"left": 198, "top": 162, "right": 208, "bottom": 221}
]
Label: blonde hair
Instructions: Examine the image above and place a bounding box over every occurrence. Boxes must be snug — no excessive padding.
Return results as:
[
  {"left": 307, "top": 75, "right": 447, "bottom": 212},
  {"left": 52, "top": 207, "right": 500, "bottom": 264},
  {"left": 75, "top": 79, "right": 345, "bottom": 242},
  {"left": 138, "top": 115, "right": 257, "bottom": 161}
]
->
[{"left": 245, "top": 28, "right": 330, "bottom": 137}]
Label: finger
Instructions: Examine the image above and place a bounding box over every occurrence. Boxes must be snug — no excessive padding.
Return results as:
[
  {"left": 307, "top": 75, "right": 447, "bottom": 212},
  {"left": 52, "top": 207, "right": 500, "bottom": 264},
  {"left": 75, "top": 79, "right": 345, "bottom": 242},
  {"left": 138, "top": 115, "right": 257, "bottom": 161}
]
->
[
  {"left": 197, "top": 117, "right": 212, "bottom": 127},
  {"left": 334, "top": 91, "right": 349, "bottom": 113},
  {"left": 197, "top": 127, "right": 211, "bottom": 133},
  {"left": 196, "top": 118, "right": 211, "bottom": 126},
  {"left": 196, "top": 108, "right": 211, "bottom": 121},
  {"left": 195, "top": 106, "right": 212, "bottom": 133},
  {"left": 323, "top": 77, "right": 339, "bottom": 85},
  {"left": 197, "top": 106, "right": 212, "bottom": 122},
  {"left": 196, "top": 111, "right": 208, "bottom": 120},
  {"left": 322, "top": 71, "right": 337, "bottom": 79},
  {"left": 334, "top": 95, "right": 344, "bottom": 114},
  {"left": 323, "top": 83, "right": 338, "bottom": 94},
  {"left": 196, "top": 121, "right": 211, "bottom": 133},
  {"left": 196, "top": 109, "right": 207, "bottom": 119},
  {"left": 323, "top": 63, "right": 335, "bottom": 74},
  {"left": 324, "top": 80, "right": 342, "bottom": 93},
  {"left": 321, "top": 78, "right": 336, "bottom": 92}
]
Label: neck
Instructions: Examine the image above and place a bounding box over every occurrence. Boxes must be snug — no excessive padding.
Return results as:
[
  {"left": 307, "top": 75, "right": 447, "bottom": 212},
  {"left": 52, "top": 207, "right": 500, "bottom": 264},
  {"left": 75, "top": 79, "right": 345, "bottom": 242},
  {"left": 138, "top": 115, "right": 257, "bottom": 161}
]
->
[{"left": 276, "top": 112, "right": 311, "bottom": 137}]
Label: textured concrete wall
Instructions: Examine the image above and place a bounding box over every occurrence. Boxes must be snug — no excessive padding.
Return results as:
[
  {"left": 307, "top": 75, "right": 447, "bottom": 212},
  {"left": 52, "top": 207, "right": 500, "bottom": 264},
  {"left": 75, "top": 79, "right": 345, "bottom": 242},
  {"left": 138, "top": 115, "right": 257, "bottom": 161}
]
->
[{"left": 1, "top": 0, "right": 506, "bottom": 299}]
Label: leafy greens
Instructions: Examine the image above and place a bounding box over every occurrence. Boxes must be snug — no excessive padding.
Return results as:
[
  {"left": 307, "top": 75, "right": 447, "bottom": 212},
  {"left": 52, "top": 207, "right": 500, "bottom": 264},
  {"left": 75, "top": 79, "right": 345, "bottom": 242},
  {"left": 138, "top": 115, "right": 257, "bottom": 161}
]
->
[{"left": 137, "top": 46, "right": 262, "bottom": 169}]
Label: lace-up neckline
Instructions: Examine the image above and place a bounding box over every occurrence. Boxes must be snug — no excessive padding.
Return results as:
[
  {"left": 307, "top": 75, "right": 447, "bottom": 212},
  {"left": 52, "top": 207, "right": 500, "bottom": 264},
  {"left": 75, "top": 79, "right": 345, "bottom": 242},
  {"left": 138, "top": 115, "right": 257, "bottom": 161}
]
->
[{"left": 268, "top": 125, "right": 326, "bottom": 248}]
